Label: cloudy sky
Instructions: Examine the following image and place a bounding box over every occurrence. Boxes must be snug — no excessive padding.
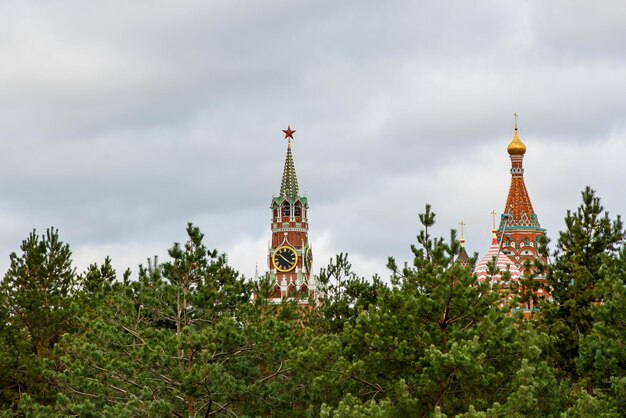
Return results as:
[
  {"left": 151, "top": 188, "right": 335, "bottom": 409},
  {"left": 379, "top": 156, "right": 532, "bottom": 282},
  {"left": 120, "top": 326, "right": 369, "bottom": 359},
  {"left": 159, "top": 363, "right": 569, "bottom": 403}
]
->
[{"left": 1, "top": 1, "right": 625, "bottom": 280}]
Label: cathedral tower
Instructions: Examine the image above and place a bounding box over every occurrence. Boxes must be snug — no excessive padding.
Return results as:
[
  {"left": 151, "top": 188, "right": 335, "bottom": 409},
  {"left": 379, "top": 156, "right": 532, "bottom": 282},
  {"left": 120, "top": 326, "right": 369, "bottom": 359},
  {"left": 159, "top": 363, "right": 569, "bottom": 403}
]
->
[
  {"left": 497, "top": 114, "right": 547, "bottom": 275},
  {"left": 267, "top": 127, "right": 316, "bottom": 302}
]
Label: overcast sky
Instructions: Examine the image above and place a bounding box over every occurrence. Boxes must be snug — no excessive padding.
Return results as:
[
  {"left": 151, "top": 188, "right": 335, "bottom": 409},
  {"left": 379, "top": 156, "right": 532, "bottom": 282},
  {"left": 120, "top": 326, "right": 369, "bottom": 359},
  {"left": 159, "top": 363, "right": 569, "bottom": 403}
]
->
[{"left": 1, "top": 1, "right": 625, "bottom": 280}]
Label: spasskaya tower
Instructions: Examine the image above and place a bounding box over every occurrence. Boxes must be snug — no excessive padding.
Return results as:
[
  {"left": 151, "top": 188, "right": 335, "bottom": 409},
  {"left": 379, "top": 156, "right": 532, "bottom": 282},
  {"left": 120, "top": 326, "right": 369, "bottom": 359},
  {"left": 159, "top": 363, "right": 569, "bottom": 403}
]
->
[{"left": 267, "top": 126, "right": 317, "bottom": 303}]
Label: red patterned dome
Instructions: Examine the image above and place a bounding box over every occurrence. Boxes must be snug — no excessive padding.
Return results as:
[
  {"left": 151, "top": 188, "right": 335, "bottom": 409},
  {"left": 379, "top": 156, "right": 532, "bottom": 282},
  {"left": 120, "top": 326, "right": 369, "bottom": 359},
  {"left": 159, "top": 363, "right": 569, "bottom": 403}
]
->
[{"left": 474, "top": 230, "right": 521, "bottom": 283}]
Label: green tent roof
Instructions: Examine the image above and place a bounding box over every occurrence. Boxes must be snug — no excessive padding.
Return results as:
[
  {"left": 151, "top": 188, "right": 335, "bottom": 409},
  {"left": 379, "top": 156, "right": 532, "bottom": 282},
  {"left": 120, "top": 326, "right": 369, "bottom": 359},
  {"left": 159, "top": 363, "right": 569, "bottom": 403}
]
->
[{"left": 280, "top": 142, "right": 299, "bottom": 200}]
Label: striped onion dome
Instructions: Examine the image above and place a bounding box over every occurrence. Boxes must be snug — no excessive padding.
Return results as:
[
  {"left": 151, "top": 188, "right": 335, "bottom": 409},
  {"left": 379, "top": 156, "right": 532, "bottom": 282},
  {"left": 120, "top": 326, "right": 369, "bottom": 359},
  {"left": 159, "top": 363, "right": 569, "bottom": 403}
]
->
[{"left": 474, "top": 230, "right": 521, "bottom": 283}]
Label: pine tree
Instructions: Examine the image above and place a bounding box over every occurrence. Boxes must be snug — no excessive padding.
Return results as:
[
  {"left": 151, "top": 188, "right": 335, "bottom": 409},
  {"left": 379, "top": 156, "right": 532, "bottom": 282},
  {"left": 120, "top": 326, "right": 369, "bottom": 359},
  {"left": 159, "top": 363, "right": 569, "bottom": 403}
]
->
[
  {"left": 0, "top": 228, "right": 76, "bottom": 407},
  {"left": 540, "top": 187, "right": 625, "bottom": 379},
  {"left": 1, "top": 228, "right": 76, "bottom": 357},
  {"left": 312, "top": 253, "right": 385, "bottom": 334},
  {"left": 298, "top": 206, "right": 561, "bottom": 416},
  {"left": 37, "top": 223, "right": 270, "bottom": 417},
  {"left": 575, "top": 244, "right": 626, "bottom": 413}
]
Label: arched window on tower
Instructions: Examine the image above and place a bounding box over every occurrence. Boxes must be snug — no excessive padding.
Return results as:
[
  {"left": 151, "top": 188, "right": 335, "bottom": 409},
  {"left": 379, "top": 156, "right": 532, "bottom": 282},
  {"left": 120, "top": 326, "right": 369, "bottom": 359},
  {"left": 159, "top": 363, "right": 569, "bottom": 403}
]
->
[
  {"left": 272, "top": 203, "right": 278, "bottom": 220},
  {"left": 282, "top": 202, "right": 290, "bottom": 217},
  {"left": 294, "top": 202, "right": 302, "bottom": 217}
]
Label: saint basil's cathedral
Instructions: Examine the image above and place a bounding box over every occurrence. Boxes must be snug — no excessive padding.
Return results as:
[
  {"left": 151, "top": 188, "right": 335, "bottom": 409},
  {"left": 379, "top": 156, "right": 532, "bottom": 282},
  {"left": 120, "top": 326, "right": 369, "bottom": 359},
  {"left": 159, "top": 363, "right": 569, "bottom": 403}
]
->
[
  {"left": 473, "top": 115, "right": 549, "bottom": 317},
  {"left": 264, "top": 116, "right": 549, "bottom": 315}
]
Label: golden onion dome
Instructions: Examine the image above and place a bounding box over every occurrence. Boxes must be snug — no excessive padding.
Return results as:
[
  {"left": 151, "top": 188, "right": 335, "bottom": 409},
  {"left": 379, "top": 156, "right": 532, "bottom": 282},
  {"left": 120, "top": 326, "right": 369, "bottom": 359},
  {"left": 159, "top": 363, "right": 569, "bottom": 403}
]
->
[{"left": 507, "top": 129, "right": 526, "bottom": 155}]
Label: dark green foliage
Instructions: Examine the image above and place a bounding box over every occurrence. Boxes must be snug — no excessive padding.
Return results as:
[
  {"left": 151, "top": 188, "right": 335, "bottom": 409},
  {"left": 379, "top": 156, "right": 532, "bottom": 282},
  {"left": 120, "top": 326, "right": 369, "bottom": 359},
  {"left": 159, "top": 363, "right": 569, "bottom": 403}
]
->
[
  {"left": 313, "top": 253, "right": 385, "bottom": 334},
  {"left": 0, "top": 189, "right": 624, "bottom": 416},
  {"left": 40, "top": 223, "right": 262, "bottom": 417},
  {"left": 77, "top": 256, "right": 118, "bottom": 298},
  {"left": 25, "top": 223, "right": 315, "bottom": 417},
  {"left": 0, "top": 228, "right": 76, "bottom": 407},
  {"left": 540, "top": 186, "right": 625, "bottom": 378},
  {"left": 306, "top": 205, "right": 564, "bottom": 417},
  {"left": 575, "top": 246, "right": 626, "bottom": 414},
  {"left": 2, "top": 228, "right": 76, "bottom": 358}
]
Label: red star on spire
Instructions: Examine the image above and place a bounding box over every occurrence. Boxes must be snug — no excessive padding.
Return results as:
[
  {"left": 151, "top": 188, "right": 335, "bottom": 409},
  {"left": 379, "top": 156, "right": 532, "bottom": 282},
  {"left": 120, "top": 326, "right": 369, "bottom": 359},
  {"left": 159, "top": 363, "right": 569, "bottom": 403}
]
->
[{"left": 282, "top": 126, "right": 296, "bottom": 139}]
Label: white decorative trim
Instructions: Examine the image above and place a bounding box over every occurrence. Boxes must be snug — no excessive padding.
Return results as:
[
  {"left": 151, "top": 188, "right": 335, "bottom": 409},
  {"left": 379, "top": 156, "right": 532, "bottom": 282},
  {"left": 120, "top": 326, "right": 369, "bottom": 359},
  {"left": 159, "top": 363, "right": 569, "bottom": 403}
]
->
[{"left": 272, "top": 227, "right": 308, "bottom": 233}]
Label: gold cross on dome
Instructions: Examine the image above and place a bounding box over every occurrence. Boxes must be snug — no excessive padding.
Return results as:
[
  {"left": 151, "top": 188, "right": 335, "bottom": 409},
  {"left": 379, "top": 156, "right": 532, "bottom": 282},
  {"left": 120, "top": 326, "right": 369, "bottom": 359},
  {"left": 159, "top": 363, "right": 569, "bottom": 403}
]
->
[
  {"left": 491, "top": 211, "right": 497, "bottom": 230},
  {"left": 459, "top": 221, "right": 465, "bottom": 240},
  {"left": 513, "top": 113, "right": 519, "bottom": 130}
]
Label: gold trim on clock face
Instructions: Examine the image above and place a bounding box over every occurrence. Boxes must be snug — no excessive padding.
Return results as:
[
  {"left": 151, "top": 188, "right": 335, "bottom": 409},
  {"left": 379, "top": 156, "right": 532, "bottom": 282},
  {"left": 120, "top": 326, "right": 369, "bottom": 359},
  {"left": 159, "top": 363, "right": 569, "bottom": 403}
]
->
[
  {"left": 304, "top": 247, "right": 313, "bottom": 272},
  {"left": 273, "top": 245, "right": 298, "bottom": 272}
]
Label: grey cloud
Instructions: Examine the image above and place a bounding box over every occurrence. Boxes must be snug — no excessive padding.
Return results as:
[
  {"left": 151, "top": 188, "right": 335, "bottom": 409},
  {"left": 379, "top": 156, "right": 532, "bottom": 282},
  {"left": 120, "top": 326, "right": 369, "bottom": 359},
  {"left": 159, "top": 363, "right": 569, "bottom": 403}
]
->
[{"left": 0, "top": 1, "right": 624, "bottom": 279}]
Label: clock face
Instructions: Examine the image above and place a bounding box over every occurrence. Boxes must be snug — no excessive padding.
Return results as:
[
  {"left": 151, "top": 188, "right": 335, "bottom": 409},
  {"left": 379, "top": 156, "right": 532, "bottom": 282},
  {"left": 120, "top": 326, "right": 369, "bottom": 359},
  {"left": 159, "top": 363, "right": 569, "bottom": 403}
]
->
[
  {"left": 273, "top": 246, "right": 298, "bottom": 272},
  {"left": 304, "top": 247, "right": 313, "bottom": 272}
]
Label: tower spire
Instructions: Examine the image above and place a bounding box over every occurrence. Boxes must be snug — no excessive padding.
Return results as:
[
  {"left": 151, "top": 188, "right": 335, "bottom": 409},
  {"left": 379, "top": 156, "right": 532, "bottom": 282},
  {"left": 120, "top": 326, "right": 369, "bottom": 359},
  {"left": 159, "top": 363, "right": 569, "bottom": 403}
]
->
[
  {"left": 279, "top": 126, "right": 299, "bottom": 200},
  {"left": 497, "top": 114, "right": 547, "bottom": 273},
  {"left": 502, "top": 114, "right": 536, "bottom": 227}
]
